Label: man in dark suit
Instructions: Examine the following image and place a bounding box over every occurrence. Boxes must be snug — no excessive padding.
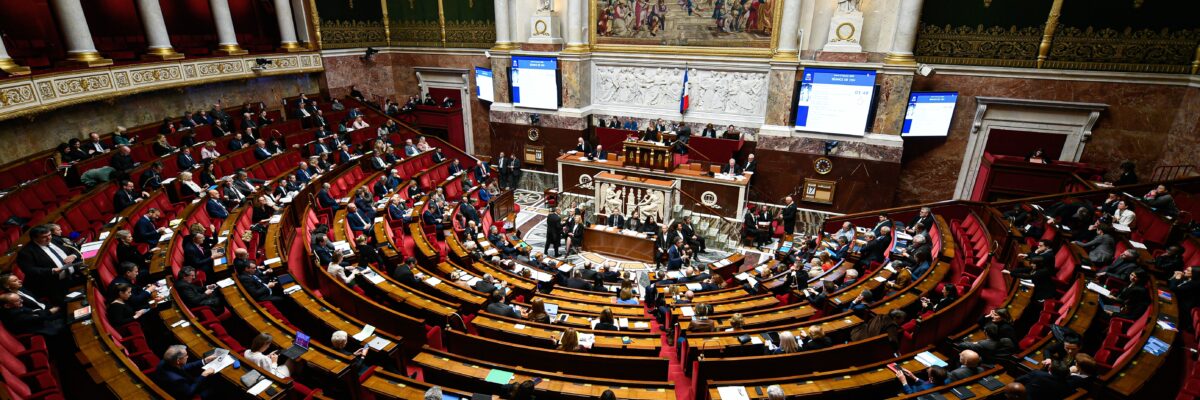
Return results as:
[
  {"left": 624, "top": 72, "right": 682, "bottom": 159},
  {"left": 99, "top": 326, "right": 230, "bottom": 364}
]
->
[
  {"left": 496, "top": 152, "right": 512, "bottom": 189},
  {"left": 906, "top": 207, "right": 934, "bottom": 235},
  {"left": 346, "top": 203, "right": 373, "bottom": 235},
  {"left": 488, "top": 226, "right": 518, "bottom": 258},
  {"left": 312, "top": 235, "right": 335, "bottom": 267},
  {"left": 564, "top": 269, "right": 592, "bottom": 290},
  {"left": 1143, "top": 184, "right": 1179, "bottom": 216},
  {"left": 177, "top": 147, "right": 196, "bottom": 170},
  {"left": 86, "top": 132, "right": 108, "bottom": 155},
  {"left": 113, "top": 180, "right": 143, "bottom": 212},
  {"left": 318, "top": 183, "right": 338, "bottom": 211},
  {"left": 472, "top": 161, "right": 491, "bottom": 185},
  {"left": 153, "top": 345, "right": 217, "bottom": 399},
  {"left": 743, "top": 208, "right": 763, "bottom": 247},
  {"left": 743, "top": 154, "right": 757, "bottom": 174},
  {"left": 473, "top": 274, "right": 499, "bottom": 295},
  {"left": 0, "top": 274, "right": 59, "bottom": 315},
  {"left": 133, "top": 208, "right": 167, "bottom": 246},
  {"left": 236, "top": 259, "right": 281, "bottom": 303},
  {"left": 228, "top": 132, "right": 245, "bottom": 151},
  {"left": 407, "top": 184, "right": 423, "bottom": 199},
  {"left": 253, "top": 139, "right": 273, "bottom": 161},
  {"left": 432, "top": 149, "right": 447, "bottom": 163},
  {"left": 183, "top": 232, "right": 221, "bottom": 276},
  {"left": 390, "top": 257, "right": 419, "bottom": 286},
  {"left": 459, "top": 196, "right": 480, "bottom": 225},
  {"left": 205, "top": 190, "right": 229, "bottom": 219},
  {"left": 447, "top": 159, "right": 463, "bottom": 175},
  {"left": 781, "top": 196, "right": 798, "bottom": 235},
  {"left": 681, "top": 217, "right": 706, "bottom": 254},
  {"left": 313, "top": 109, "right": 328, "bottom": 128},
  {"left": 593, "top": 145, "right": 608, "bottom": 161},
  {"left": 16, "top": 226, "right": 82, "bottom": 303},
  {"left": 1015, "top": 362, "right": 1073, "bottom": 400},
  {"left": 667, "top": 238, "right": 686, "bottom": 270},
  {"left": 574, "top": 137, "right": 592, "bottom": 155},
  {"left": 175, "top": 266, "right": 224, "bottom": 313},
  {"left": 606, "top": 212, "right": 624, "bottom": 228},
  {"left": 140, "top": 162, "right": 164, "bottom": 191},
  {"left": 0, "top": 293, "right": 64, "bottom": 336},
  {"left": 1098, "top": 249, "right": 1144, "bottom": 282},
  {"left": 108, "top": 262, "right": 155, "bottom": 310},
  {"left": 485, "top": 291, "right": 523, "bottom": 319},
  {"left": 720, "top": 158, "right": 742, "bottom": 175},
  {"left": 544, "top": 208, "right": 562, "bottom": 256},
  {"left": 857, "top": 229, "right": 891, "bottom": 267},
  {"left": 337, "top": 145, "right": 354, "bottom": 165},
  {"left": 110, "top": 145, "right": 137, "bottom": 177}
]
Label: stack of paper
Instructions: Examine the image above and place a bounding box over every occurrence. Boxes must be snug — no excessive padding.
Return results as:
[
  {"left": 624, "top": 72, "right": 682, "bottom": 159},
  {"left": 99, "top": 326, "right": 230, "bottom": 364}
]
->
[{"left": 353, "top": 325, "right": 376, "bottom": 341}]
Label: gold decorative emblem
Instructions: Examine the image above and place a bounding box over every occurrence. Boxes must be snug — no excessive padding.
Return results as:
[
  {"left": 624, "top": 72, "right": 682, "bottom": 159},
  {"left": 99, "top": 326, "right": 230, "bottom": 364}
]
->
[
  {"left": 835, "top": 22, "right": 856, "bottom": 41},
  {"left": 534, "top": 19, "right": 548, "bottom": 36},
  {"left": 814, "top": 157, "right": 833, "bottom": 175},
  {"left": 527, "top": 127, "right": 540, "bottom": 142}
]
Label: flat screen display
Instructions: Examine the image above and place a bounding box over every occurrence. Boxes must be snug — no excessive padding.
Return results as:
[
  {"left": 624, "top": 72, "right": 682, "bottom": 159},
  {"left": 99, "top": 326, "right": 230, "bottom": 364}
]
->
[
  {"left": 902, "top": 92, "right": 959, "bottom": 137},
  {"left": 794, "top": 68, "right": 877, "bottom": 136},
  {"left": 511, "top": 56, "right": 558, "bottom": 110},
  {"left": 475, "top": 67, "right": 494, "bottom": 102}
]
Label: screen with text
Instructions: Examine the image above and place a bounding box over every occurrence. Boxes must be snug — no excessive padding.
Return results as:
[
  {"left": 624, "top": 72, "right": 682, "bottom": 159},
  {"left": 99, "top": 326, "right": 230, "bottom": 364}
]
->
[
  {"left": 901, "top": 92, "right": 959, "bottom": 137},
  {"left": 794, "top": 68, "right": 877, "bottom": 136},
  {"left": 511, "top": 56, "right": 558, "bottom": 110},
  {"left": 475, "top": 67, "right": 494, "bottom": 102}
]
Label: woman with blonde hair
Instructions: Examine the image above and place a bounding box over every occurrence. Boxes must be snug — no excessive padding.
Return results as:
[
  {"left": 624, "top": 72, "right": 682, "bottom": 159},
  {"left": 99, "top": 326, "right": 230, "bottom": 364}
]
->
[
  {"left": 200, "top": 141, "right": 220, "bottom": 160},
  {"left": 799, "top": 325, "right": 833, "bottom": 350},
  {"left": 770, "top": 331, "right": 799, "bottom": 354},
  {"left": 729, "top": 313, "right": 745, "bottom": 331}
]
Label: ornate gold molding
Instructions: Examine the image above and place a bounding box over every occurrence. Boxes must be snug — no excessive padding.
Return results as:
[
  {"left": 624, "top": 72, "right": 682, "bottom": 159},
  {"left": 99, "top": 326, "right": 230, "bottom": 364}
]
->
[
  {"left": 0, "top": 53, "right": 324, "bottom": 122},
  {"left": 1036, "top": 0, "right": 1065, "bottom": 68}
]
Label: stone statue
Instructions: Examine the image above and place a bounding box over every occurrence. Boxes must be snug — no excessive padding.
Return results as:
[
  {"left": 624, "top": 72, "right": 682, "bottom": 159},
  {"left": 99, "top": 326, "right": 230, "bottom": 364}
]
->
[
  {"left": 603, "top": 184, "right": 624, "bottom": 216},
  {"left": 537, "top": 0, "right": 554, "bottom": 13},
  {"left": 837, "top": 0, "right": 860, "bottom": 13}
]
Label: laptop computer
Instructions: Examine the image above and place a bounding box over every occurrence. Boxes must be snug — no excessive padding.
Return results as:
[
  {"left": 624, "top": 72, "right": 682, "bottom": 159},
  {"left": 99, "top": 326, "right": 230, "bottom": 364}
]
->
[{"left": 279, "top": 332, "right": 311, "bottom": 360}]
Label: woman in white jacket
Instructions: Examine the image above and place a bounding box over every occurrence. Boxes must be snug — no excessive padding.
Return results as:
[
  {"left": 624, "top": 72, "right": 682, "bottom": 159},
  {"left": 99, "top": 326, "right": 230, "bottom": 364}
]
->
[{"left": 244, "top": 333, "right": 290, "bottom": 378}]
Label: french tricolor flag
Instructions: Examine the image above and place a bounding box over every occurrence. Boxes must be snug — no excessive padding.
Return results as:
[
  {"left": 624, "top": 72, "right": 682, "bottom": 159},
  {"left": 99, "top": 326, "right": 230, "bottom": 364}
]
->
[{"left": 679, "top": 69, "right": 690, "bottom": 114}]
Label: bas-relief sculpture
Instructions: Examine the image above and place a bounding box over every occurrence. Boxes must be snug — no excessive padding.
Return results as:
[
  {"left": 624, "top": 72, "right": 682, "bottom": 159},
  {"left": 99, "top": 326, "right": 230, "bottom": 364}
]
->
[
  {"left": 591, "top": 65, "right": 767, "bottom": 116},
  {"left": 595, "top": 0, "right": 775, "bottom": 48},
  {"left": 596, "top": 180, "right": 671, "bottom": 223}
]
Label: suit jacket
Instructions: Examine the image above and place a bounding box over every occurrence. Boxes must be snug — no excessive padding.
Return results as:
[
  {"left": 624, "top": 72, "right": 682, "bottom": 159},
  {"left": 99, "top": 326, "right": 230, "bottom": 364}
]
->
[
  {"left": 254, "top": 147, "right": 272, "bottom": 160},
  {"left": 667, "top": 245, "right": 684, "bottom": 270},
  {"left": 183, "top": 238, "right": 216, "bottom": 271},
  {"left": 296, "top": 168, "right": 312, "bottom": 183},
  {"left": 318, "top": 190, "right": 337, "bottom": 209},
  {"left": 720, "top": 163, "right": 742, "bottom": 175},
  {"left": 781, "top": 203, "right": 798, "bottom": 221},
  {"left": 347, "top": 209, "right": 371, "bottom": 232},
  {"left": 175, "top": 279, "right": 219, "bottom": 309},
  {"left": 473, "top": 163, "right": 490, "bottom": 183},
  {"left": 486, "top": 302, "right": 521, "bottom": 319},
  {"left": 228, "top": 139, "right": 244, "bottom": 151},
  {"left": 1146, "top": 194, "right": 1178, "bottom": 215},
  {"left": 154, "top": 360, "right": 209, "bottom": 400},
  {"left": 459, "top": 203, "right": 480, "bottom": 223},
  {"left": 473, "top": 280, "right": 498, "bottom": 295},
  {"left": 177, "top": 153, "right": 196, "bottom": 170},
  {"left": 909, "top": 215, "right": 934, "bottom": 231},
  {"left": 140, "top": 170, "right": 162, "bottom": 190},
  {"left": 606, "top": 214, "right": 624, "bottom": 228},
  {"left": 448, "top": 163, "right": 463, "bottom": 175},
  {"left": 946, "top": 365, "right": 984, "bottom": 383},
  {"left": 133, "top": 216, "right": 162, "bottom": 245},
  {"left": 338, "top": 150, "right": 354, "bottom": 165},
  {"left": 111, "top": 154, "right": 136, "bottom": 172},
  {"left": 206, "top": 199, "right": 229, "bottom": 219},
  {"left": 0, "top": 304, "right": 63, "bottom": 336},
  {"left": 743, "top": 160, "right": 757, "bottom": 173},
  {"left": 1015, "top": 371, "right": 1073, "bottom": 400},
  {"left": 422, "top": 209, "right": 441, "bottom": 226},
  {"left": 239, "top": 273, "right": 273, "bottom": 301},
  {"left": 114, "top": 189, "right": 139, "bottom": 212},
  {"left": 108, "top": 277, "right": 152, "bottom": 309}
]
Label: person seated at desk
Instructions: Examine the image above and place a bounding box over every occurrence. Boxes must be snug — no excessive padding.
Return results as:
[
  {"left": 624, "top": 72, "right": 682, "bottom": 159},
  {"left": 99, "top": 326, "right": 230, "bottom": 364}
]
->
[
  {"left": 701, "top": 123, "right": 718, "bottom": 138},
  {"left": 346, "top": 202, "right": 373, "bottom": 235},
  {"left": 616, "top": 287, "right": 639, "bottom": 305},
  {"left": 573, "top": 137, "right": 593, "bottom": 156},
  {"left": 564, "top": 269, "right": 593, "bottom": 290},
  {"left": 245, "top": 333, "right": 291, "bottom": 378},
  {"left": 526, "top": 298, "right": 551, "bottom": 324},
  {"left": 133, "top": 208, "right": 169, "bottom": 246},
  {"left": 946, "top": 349, "right": 985, "bottom": 383},
  {"left": 594, "top": 307, "right": 620, "bottom": 331},
  {"left": 767, "top": 330, "right": 800, "bottom": 355},
  {"left": 1143, "top": 184, "right": 1179, "bottom": 216},
  {"left": 330, "top": 330, "right": 372, "bottom": 378},
  {"left": 485, "top": 290, "right": 526, "bottom": 319},
  {"left": 604, "top": 211, "right": 624, "bottom": 228},
  {"left": 895, "top": 366, "right": 947, "bottom": 395},
  {"left": 557, "top": 328, "right": 584, "bottom": 352},
  {"left": 592, "top": 144, "right": 608, "bottom": 161},
  {"left": 639, "top": 128, "right": 659, "bottom": 142},
  {"left": 605, "top": 116, "right": 620, "bottom": 128},
  {"left": 1102, "top": 270, "right": 1150, "bottom": 320},
  {"left": 721, "top": 124, "right": 740, "bottom": 140},
  {"left": 720, "top": 158, "right": 742, "bottom": 175},
  {"left": 622, "top": 117, "right": 638, "bottom": 131},
  {"left": 0, "top": 292, "right": 65, "bottom": 337},
  {"left": 1015, "top": 361, "right": 1074, "bottom": 400},
  {"left": 103, "top": 264, "right": 156, "bottom": 310},
  {"left": 957, "top": 324, "right": 1015, "bottom": 366},
  {"left": 236, "top": 259, "right": 282, "bottom": 304},
  {"left": 489, "top": 226, "right": 519, "bottom": 258},
  {"left": 666, "top": 237, "right": 687, "bottom": 270},
  {"left": 153, "top": 345, "right": 218, "bottom": 399}
]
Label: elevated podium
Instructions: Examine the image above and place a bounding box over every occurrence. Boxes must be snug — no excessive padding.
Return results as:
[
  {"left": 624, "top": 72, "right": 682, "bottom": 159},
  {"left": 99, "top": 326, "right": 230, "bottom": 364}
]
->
[{"left": 623, "top": 140, "right": 675, "bottom": 171}]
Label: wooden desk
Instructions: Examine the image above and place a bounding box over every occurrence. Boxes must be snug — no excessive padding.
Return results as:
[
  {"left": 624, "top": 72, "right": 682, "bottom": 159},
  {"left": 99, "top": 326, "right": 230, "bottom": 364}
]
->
[
  {"left": 557, "top": 154, "right": 749, "bottom": 219},
  {"left": 415, "top": 347, "right": 675, "bottom": 399},
  {"left": 159, "top": 299, "right": 291, "bottom": 399},
  {"left": 361, "top": 368, "right": 475, "bottom": 400},
  {"left": 443, "top": 329, "right": 670, "bottom": 381},
  {"left": 471, "top": 314, "right": 662, "bottom": 356},
  {"left": 706, "top": 347, "right": 949, "bottom": 399},
  {"left": 218, "top": 284, "right": 353, "bottom": 378},
  {"left": 621, "top": 140, "right": 675, "bottom": 171},
  {"left": 582, "top": 226, "right": 655, "bottom": 262},
  {"left": 70, "top": 293, "right": 172, "bottom": 399}
]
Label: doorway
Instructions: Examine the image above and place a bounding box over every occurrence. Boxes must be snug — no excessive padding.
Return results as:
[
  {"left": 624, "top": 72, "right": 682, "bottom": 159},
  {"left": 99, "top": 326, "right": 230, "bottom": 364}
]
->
[
  {"left": 952, "top": 97, "right": 1106, "bottom": 199},
  {"left": 416, "top": 68, "right": 474, "bottom": 154}
]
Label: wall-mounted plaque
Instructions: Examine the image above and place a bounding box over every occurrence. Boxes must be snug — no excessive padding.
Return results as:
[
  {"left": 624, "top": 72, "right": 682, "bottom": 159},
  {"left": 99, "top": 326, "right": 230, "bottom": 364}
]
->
[
  {"left": 801, "top": 178, "right": 836, "bottom": 205},
  {"left": 524, "top": 145, "right": 545, "bottom": 166}
]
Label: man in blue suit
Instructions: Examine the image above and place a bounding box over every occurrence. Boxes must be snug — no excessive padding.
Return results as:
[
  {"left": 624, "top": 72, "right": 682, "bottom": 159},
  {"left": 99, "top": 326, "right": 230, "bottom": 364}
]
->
[
  {"left": 472, "top": 161, "right": 490, "bottom": 185},
  {"left": 448, "top": 159, "right": 463, "bottom": 175},
  {"left": 296, "top": 162, "right": 313, "bottom": 183},
  {"left": 153, "top": 345, "right": 216, "bottom": 399},
  {"left": 183, "top": 231, "right": 222, "bottom": 275},
  {"left": 253, "top": 139, "right": 273, "bottom": 161},
  {"left": 205, "top": 190, "right": 229, "bottom": 219},
  {"left": 133, "top": 208, "right": 167, "bottom": 246},
  {"left": 388, "top": 197, "right": 411, "bottom": 223},
  {"left": 177, "top": 147, "right": 196, "bottom": 171},
  {"left": 622, "top": 117, "right": 638, "bottom": 131},
  {"left": 459, "top": 196, "right": 480, "bottom": 225},
  {"left": 667, "top": 238, "right": 686, "bottom": 270},
  {"left": 318, "top": 183, "right": 338, "bottom": 211},
  {"left": 346, "top": 203, "right": 373, "bottom": 235}
]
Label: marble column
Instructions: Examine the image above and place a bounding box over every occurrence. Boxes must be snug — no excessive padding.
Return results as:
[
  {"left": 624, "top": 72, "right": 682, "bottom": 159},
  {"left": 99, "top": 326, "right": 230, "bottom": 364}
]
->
[
  {"left": 49, "top": 0, "right": 113, "bottom": 66},
  {"left": 290, "top": 0, "right": 311, "bottom": 47},
  {"left": 0, "top": 38, "right": 31, "bottom": 75},
  {"left": 272, "top": 0, "right": 302, "bottom": 51},
  {"left": 773, "top": 0, "right": 802, "bottom": 60},
  {"left": 135, "top": 0, "right": 184, "bottom": 60},
  {"left": 563, "top": 0, "right": 586, "bottom": 52},
  {"left": 493, "top": 0, "right": 516, "bottom": 50},
  {"left": 209, "top": 0, "right": 247, "bottom": 55},
  {"left": 884, "top": 0, "right": 924, "bottom": 65}
]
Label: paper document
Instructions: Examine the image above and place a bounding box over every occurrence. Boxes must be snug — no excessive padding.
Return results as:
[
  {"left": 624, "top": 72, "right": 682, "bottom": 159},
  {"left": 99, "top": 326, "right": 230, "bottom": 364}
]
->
[
  {"left": 914, "top": 351, "right": 948, "bottom": 368},
  {"left": 716, "top": 386, "right": 750, "bottom": 400},
  {"left": 367, "top": 337, "right": 391, "bottom": 351},
  {"left": 1129, "top": 241, "right": 1147, "bottom": 250},
  {"left": 1086, "top": 282, "right": 1112, "bottom": 297},
  {"left": 353, "top": 325, "right": 376, "bottom": 342},
  {"left": 247, "top": 380, "right": 273, "bottom": 395},
  {"left": 680, "top": 307, "right": 695, "bottom": 317},
  {"left": 485, "top": 369, "right": 515, "bottom": 384},
  {"left": 216, "top": 278, "right": 236, "bottom": 288}
]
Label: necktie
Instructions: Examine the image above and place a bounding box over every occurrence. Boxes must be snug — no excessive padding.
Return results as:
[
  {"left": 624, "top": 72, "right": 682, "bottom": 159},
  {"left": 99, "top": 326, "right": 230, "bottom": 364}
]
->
[
  {"left": 43, "top": 244, "right": 67, "bottom": 270},
  {"left": 353, "top": 212, "right": 365, "bottom": 227},
  {"left": 215, "top": 201, "right": 227, "bottom": 214},
  {"left": 20, "top": 291, "right": 46, "bottom": 310}
]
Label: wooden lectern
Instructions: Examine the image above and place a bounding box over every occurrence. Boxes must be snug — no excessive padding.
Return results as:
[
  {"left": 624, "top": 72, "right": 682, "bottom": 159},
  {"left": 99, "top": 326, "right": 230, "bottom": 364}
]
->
[{"left": 622, "top": 139, "right": 675, "bottom": 171}]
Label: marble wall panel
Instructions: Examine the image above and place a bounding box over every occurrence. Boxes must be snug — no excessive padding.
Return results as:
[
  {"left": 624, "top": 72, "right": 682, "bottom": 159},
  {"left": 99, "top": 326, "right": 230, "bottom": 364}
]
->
[
  {"left": 1160, "top": 86, "right": 1200, "bottom": 169},
  {"left": 898, "top": 74, "right": 1191, "bottom": 205},
  {"left": 871, "top": 72, "right": 914, "bottom": 135},
  {"left": 764, "top": 67, "right": 797, "bottom": 126},
  {"left": 322, "top": 53, "right": 399, "bottom": 101}
]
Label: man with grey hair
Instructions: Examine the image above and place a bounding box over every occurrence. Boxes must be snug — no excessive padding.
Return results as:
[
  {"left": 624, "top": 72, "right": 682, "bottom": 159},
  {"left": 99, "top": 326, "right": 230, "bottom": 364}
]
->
[
  {"left": 153, "top": 344, "right": 217, "bottom": 399},
  {"left": 425, "top": 386, "right": 444, "bottom": 400},
  {"left": 330, "top": 330, "right": 370, "bottom": 376},
  {"left": 766, "top": 384, "right": 785, "bottom": 400}
]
